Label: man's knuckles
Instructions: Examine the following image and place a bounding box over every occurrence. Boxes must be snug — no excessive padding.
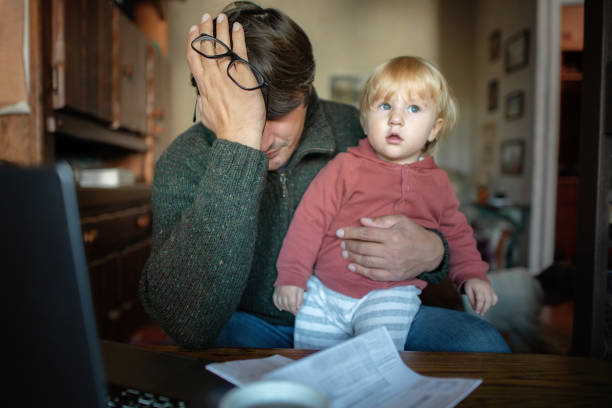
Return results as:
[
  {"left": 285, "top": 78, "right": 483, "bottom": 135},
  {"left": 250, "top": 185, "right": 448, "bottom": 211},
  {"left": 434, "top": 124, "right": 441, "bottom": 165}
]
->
[
  {"left": 389, "top": 230, "right": 403, "bottom": 245},
  {"left": 357, "top": 228, "right": 371, "bottom": 240}
]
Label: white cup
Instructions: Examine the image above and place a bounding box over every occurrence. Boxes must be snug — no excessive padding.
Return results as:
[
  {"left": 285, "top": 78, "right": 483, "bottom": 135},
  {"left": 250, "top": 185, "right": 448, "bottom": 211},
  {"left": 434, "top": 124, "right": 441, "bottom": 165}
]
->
[{"left": 219, "top": 380, "right": 330, "bottom": 408}]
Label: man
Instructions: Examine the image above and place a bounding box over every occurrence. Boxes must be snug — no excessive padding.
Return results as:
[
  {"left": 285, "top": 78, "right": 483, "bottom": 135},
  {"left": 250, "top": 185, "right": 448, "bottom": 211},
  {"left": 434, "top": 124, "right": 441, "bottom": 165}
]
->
[{"left": 140, "top": 1, "right": 509, "bottom": 352}]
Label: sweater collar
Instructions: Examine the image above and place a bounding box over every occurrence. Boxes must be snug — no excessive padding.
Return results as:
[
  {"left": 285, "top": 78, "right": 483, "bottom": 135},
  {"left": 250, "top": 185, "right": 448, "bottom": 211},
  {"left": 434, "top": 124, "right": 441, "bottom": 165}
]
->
[{"left": 282, "top": 89, "right": 336, "bottom": 171}]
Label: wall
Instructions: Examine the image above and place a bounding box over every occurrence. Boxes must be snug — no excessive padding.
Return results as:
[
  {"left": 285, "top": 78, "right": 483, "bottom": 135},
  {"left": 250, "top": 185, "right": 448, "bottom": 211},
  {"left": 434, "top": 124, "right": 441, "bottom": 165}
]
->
[
  {"left": 436, "top": 0, "right": 476, "bottom": 177},
  {"left": 472, "top": 0, "right": 537, "bottom": 206}
]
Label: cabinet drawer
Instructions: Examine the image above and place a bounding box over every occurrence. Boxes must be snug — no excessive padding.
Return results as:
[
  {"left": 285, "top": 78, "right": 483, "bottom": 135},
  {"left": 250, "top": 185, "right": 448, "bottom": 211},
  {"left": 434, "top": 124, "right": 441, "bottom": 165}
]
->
[
  {"left": 81, "top": 205, "right": 152, "bottom": 259},
  {"left": 88, "top": 240, "right": 152, "bottom": 341},
  {"left": 118, "top": 242, "right": 152, "bottom": 341},
  {"left": 89, "top": 255, "right": 122, "bottom": 340}
]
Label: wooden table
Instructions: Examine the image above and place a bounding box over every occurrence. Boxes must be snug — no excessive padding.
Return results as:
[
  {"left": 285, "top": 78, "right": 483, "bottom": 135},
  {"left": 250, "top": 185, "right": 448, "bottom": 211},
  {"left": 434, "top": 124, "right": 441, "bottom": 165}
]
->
[{"left": 144, "top": 346, "right": 612, "bottom": 407}]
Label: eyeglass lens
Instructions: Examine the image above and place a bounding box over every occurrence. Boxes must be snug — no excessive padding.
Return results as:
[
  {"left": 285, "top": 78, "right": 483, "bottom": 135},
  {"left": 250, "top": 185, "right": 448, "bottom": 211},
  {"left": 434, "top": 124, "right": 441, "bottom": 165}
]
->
[
  {"left": 191, "top": 35, "right": 269, "bottom": 122},
  {"left": 192, "top": 36, "right": 267, "bottom": 90},
  {"left": 193, "top": 36, "right": 231, "bottom": 58}
]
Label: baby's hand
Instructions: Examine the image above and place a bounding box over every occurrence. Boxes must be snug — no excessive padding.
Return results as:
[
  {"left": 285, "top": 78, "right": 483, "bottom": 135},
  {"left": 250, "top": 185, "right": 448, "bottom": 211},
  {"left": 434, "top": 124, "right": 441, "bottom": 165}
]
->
[
  {"left": 273, "top": 285, "right": 304, "bottom": 316},
  {"left": 464, "top": 278, "right": 498, "bottom": 316}
]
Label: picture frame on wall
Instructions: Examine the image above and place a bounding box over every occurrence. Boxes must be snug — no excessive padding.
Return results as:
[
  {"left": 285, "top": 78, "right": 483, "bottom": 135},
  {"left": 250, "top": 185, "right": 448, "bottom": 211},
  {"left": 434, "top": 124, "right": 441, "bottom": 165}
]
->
[
  {"left": 489, "top": 30, "right": 501, "bottom": 62},
  {"left": 500, "top": 140, "right": 525, "bottom": 175},
  {"left": 487, "top": 79, "right": 499, "bottom": 112},
  {"left": 505, "top": 91, "right": 525, "bottom": 120},
  {"left": 505, "top": 29, "right": 529, "bottom": 73}
]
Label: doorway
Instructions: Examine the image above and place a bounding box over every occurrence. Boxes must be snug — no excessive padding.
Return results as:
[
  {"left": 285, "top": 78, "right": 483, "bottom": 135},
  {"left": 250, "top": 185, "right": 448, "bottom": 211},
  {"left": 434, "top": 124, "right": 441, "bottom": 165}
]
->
[
  {"left": 532, "top": 0, "right": 584, "bottom": 354},
  {"left": 554, "top": 4, "right": 583, "bottom": 265}
]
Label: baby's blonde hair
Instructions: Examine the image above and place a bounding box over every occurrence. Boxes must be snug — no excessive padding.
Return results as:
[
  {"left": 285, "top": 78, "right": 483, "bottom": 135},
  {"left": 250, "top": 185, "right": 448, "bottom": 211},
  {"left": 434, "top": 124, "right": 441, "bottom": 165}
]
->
[{"left": 359, "top": 56, "right": 457, "bottom": 155}]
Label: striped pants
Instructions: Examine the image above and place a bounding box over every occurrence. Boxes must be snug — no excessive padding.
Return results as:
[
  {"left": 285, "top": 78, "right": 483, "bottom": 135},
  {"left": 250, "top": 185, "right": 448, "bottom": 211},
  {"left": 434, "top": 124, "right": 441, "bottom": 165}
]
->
[{"left": 294, "top": 276, "right": 421, "bottom": 350}]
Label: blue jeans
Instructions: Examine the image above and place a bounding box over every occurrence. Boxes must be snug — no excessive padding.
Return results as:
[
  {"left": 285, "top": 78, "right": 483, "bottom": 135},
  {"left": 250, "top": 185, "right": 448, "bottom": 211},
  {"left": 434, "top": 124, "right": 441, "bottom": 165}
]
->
[{"left": 214, "top": 305, "right": 511, "bottom": 353}]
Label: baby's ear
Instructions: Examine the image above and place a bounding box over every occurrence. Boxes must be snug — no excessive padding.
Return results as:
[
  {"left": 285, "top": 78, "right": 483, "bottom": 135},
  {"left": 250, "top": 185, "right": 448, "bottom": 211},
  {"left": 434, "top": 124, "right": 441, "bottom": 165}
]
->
[
  {"left": 428, "top": 118, "right": 444, "bottom": 141},
  {"left": 434, "top": 117, "right": 444, "bottom": 131}
]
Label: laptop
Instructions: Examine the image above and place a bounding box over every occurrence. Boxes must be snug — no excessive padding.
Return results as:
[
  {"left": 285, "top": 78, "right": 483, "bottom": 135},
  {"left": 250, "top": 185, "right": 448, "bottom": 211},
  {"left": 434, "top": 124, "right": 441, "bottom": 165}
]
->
[{"left": 3, "top": 162, "right": 233, "bottom": 407}]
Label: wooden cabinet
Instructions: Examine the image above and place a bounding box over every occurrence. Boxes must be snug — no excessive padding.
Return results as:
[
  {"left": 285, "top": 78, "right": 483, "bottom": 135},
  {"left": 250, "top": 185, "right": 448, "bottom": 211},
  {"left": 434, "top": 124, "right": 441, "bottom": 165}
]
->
[
  {"left": 1, "top": 0, "right": 168, "bottom": 343},
  {"left": 50, "top": 0, "right": 111, "bottom": 121},
  {"left": 51, "top": 0, "right": 148, "bottom": 134},
  {"left": 117, "top": 11, "right": 148, "bottom": 134},
  {"left": 79, "top": 187, "right": 153, "bottom": 342}
]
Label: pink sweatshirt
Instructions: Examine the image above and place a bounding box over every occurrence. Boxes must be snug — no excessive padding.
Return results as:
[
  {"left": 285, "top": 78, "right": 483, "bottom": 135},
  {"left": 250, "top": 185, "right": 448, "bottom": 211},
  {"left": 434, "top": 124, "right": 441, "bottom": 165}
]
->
[{"left": 275, "top": 138, "right": 488, "bottom": 298}]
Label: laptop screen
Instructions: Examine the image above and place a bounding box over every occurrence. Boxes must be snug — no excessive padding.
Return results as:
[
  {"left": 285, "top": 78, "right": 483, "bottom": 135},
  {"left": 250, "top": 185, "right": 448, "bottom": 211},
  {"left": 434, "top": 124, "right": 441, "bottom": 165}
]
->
[{"left": 3, "top": 163, "right": 107, "bottom": 407}]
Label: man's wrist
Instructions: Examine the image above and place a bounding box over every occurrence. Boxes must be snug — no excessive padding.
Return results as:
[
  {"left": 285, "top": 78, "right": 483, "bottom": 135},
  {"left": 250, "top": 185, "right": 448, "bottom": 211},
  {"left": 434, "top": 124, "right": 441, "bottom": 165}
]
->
[
  {"left": 426, "top": 229, "right": 445, "bottom": 272},
  {"left": 417, "top": 229, "right": 449, "bottom": 284},
  {"left": 215, "top": 123, "right": 264, "bottom": 150}
]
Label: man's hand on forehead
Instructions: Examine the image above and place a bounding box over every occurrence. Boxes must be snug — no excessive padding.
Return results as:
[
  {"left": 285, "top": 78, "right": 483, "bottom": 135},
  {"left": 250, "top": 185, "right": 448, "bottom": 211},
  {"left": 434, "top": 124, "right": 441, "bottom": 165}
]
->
[{"left": 186, "top": 12, "right": 266, "bottom": 149}]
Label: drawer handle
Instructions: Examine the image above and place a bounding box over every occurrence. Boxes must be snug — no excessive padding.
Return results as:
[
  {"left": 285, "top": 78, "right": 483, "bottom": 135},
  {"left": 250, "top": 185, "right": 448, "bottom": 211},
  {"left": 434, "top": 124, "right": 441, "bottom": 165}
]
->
[
  {"left": 108, "top": 308, "right": 121, "bottom": 321},
  {"left": 122, "top": 63, "right": 134, "bottom": 78},
  {"left": 136, "top": 215, "right": 151, "bottom": 228},
  {"left": 83, "top": 229, "right": 99, "bottom": 244}
]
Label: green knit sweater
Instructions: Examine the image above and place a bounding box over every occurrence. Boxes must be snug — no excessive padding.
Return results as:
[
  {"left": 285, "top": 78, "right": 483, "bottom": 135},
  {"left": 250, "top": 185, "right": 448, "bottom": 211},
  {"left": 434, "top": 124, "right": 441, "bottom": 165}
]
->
[{"left": 139, "top": 94, "right": 449, "bottom": 349}]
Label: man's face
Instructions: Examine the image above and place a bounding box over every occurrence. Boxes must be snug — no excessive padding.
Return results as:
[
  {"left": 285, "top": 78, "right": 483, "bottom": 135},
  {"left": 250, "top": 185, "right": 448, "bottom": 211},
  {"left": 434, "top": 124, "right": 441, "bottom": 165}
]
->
[{"left": 260, "top": 103, "right": 308, "bottom": 170}]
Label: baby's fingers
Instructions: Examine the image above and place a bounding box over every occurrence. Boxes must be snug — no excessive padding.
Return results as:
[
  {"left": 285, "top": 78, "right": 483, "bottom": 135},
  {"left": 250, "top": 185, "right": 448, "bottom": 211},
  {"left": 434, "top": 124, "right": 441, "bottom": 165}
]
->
[
  {"left": 465, "top": 285, "right": 476, "bottom": 311},
  {"left": 272, "top": 291, "right": 282, "bottom": 311},
  {"left": 291, "top": 290, "right": 304, "bottom": 315},
  {"left": 481, "top": 292, "right": 499, "bottom": 315},
  {"left": 472, "top": 290, "right": 486, "bottom": 315},
  {"left": 296, "top": 290, "right": 304, "bottom": 311}
]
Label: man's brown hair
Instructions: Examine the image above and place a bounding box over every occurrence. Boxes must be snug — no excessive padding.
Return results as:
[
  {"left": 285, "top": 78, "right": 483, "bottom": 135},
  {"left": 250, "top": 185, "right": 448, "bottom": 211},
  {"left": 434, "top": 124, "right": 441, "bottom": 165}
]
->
[{"left": 192, "top": 1, "right": 315, "bottom": 119}]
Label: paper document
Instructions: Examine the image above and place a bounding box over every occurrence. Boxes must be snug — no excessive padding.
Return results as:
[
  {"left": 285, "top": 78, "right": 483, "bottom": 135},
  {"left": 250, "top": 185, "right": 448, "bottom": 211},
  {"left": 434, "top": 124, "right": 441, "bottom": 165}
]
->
[
  {"left": 206, "top": 327, "right": 481, "bottom": 408},
  {"left": 206, "top": 354, "right": 294, "bottom": 386}
]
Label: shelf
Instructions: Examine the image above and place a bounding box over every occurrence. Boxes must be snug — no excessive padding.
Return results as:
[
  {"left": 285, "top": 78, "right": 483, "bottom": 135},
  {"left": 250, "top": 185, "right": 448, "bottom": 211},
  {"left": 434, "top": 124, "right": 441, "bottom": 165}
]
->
[
  {"left": 561, "top": 71, "right": 583, "bottom": 82},
  {"left": 53, "top": 111, "right": 148, "bottom": 153},
  {"left": 77, "top": 183, "right": 151, "bottom": 214}
]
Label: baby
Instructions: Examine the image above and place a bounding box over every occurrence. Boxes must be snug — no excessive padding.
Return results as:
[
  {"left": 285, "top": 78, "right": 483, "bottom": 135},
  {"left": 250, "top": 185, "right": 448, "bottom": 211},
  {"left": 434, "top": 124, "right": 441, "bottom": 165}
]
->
[{"left": 274, "top": 56, "right": 497, "bottom": 349}]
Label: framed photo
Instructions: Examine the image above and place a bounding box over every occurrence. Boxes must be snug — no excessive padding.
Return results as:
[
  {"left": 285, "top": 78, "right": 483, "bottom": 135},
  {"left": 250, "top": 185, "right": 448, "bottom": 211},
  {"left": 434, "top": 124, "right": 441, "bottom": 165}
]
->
[
  {"left": 330, "top": 75, "right": 362, "bottom": 107},
  {"left": 505, "top": 91, "right": 525, "bottom": 120},
  {"left": 505, "top": 29, "right": 529, "bottom": 73},
  {"left": 500, "top": 140, "right": 525, "bottom": 175},
  {"left": 489, "top": 30, "right": 501, "bottom": 62},
  {"left": 487, "top": 79, "right": 499, "bottom": 112},
  {"left": 480, "top": 122, "right": 497, "bottom": 165}
]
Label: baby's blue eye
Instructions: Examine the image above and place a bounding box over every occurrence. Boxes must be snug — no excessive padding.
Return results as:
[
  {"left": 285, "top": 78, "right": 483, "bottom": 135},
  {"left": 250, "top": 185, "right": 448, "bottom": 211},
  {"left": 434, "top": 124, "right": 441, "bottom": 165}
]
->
[
  {"left": 408, "top": 105, "right": 420, "bottom": 113},
  {"left": 379, "top": 102, "right": 391, "bottom": 110}
]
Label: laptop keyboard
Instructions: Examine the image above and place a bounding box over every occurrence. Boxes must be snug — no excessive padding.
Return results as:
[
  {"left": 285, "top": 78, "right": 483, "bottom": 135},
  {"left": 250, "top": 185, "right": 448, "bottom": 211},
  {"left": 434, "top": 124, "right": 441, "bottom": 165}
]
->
[{"left": 107, "top": 383, "right": 187, "bottom": 407}]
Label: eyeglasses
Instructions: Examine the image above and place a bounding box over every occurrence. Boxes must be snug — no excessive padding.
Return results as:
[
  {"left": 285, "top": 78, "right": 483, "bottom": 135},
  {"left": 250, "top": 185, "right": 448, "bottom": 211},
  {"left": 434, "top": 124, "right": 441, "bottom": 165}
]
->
[{"left": 190, "top": 33, "right": 270, "bottom": 122}]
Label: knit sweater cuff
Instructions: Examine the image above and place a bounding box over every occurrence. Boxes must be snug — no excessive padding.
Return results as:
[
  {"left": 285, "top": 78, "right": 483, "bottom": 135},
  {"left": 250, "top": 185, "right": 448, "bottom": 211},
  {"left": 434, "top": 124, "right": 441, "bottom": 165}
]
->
[
  {"left": 205, "top": 139, "right": 267, "bottom": 194},
  {"left": 416, "top": 229, "right": 450, "bottom": 284}
]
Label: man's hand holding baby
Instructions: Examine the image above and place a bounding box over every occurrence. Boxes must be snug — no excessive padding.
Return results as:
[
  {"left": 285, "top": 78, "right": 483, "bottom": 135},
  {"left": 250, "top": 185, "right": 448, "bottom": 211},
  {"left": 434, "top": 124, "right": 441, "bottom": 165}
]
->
[{"left": 337, "top": 215, "right": 445, "bottom": 282}]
